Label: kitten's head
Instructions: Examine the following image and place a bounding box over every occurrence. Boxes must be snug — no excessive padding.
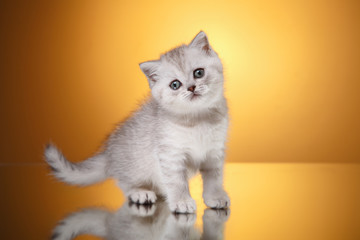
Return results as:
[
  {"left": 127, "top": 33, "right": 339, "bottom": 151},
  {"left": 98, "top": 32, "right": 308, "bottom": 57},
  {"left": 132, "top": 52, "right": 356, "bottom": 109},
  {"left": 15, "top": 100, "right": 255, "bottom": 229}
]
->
[{"left": 140, "top": 32, "right": 224, "bottom": 114}]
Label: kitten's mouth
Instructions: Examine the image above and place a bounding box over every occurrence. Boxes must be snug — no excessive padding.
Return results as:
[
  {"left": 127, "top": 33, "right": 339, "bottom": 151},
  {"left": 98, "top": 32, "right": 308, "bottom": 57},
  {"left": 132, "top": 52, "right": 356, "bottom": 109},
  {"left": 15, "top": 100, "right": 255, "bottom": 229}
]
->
[{"left": 190, "top": 93, "right": 201, "bottom": 100}]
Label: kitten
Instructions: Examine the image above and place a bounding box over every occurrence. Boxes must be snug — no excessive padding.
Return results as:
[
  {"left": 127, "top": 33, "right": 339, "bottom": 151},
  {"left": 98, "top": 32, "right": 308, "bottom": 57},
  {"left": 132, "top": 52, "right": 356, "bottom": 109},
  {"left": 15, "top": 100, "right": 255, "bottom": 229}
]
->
[
  {"left": 45, "top": 31, "right": 230, "bottom": 213},
  {"left": 50, "top": 201, "right": 230, "bottom": 240}
]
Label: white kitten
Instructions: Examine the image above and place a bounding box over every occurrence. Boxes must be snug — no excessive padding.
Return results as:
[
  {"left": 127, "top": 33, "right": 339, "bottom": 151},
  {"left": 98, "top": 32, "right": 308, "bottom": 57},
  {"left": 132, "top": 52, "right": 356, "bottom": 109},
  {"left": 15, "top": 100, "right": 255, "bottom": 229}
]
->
[{"left": 45, "top": 31, "right": 230, "bottom": 213}]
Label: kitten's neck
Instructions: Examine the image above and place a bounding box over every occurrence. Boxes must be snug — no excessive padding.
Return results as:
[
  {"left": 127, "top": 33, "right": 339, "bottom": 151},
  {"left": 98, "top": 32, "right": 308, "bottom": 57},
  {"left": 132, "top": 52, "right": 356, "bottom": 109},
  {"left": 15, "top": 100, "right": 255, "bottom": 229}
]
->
[{"left": 156, "top": 97, "right": 228, "bottom": 127}]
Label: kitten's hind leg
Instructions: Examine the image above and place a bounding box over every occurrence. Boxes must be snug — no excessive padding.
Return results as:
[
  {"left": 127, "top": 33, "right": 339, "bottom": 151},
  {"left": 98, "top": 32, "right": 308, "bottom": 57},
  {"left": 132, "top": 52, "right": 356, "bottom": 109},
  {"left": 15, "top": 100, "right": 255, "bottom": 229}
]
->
[
  {"left": 128, "top": 189, "right": 157, "bottom": 204},
  {"left": 116, "top": 179, "right": 158, "bottom": 205}
]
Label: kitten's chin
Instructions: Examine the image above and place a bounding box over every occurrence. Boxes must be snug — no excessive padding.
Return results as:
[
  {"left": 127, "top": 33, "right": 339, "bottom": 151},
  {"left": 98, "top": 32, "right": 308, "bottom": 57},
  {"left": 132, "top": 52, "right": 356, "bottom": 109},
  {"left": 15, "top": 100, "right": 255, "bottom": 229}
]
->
[
  {"left": 190, "top": 93, "right": 201, "bottom": 101},
  {"left": 163, "top": 97, "right": 221, "bottom": 115}
]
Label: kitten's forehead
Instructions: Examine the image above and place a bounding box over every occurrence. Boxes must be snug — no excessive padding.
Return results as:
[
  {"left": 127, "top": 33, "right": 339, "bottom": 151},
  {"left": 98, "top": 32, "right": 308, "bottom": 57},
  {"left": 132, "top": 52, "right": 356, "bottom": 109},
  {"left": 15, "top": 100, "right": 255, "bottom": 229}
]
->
[
  {"left": 158, "top": 43, "right": 221, "bottom": 76},
  {"left": 161, "top": 45, "right": 187, "bottom": 72}
]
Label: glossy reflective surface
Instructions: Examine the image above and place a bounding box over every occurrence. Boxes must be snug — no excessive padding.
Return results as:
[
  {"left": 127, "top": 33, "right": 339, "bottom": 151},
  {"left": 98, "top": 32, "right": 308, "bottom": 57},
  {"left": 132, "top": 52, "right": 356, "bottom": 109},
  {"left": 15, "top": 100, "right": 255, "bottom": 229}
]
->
[{"left": 1, "top": 163, "right": 359, "bottom": 239}]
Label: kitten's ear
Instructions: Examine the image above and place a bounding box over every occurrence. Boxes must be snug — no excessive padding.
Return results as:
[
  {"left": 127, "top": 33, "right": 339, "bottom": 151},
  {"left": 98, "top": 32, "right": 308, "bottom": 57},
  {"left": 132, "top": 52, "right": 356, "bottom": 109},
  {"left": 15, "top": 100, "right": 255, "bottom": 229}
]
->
[
  {"left": 139, "top": 60, "right": 161, "bottom": 88},
  {"left": 189, "top": 31, "right": 211, "bottom": 53}
]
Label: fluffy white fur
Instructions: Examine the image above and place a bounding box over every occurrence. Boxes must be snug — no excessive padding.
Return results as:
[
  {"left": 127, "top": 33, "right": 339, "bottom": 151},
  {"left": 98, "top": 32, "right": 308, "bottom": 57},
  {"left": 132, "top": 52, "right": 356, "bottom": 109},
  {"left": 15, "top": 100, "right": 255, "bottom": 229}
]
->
[{"left": 45, "top": 31, "right": 230, "bottom": 213}]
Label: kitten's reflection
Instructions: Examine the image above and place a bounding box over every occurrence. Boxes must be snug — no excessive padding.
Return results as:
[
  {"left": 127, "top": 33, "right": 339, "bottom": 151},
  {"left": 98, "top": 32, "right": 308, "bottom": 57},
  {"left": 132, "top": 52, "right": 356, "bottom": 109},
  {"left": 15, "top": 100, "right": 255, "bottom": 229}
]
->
[{"left": 51, "top": 201, "right": 229, "bottom": 240}]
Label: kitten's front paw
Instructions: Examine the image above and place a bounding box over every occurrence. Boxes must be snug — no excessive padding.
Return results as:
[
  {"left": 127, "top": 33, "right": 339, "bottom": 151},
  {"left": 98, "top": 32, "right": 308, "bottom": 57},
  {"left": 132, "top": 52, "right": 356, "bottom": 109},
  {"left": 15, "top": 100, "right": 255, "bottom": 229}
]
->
[
  {"left": 169, "top": 198, "right": 197, "bottom": 213},
  {"left": 129, "top": 190, "right": 157, "bottom": 204},
  {"left": 204, "top": 191, "right": 230, "bottom": 209}
]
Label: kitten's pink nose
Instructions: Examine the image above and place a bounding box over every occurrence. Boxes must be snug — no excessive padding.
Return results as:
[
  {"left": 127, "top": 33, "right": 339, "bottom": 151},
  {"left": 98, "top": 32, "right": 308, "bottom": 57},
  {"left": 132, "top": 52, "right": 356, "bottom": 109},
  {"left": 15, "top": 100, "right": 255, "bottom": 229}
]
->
[{"left": 187, "top": 85, "right": 196, "bottom": 92}]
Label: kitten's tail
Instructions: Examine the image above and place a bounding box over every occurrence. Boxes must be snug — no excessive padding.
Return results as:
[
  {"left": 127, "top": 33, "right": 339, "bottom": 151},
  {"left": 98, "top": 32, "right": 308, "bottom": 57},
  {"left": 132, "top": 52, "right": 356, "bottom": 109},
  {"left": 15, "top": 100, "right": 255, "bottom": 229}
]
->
[{"left": 44, "top": 144, "right": 108, "bottom": 186}]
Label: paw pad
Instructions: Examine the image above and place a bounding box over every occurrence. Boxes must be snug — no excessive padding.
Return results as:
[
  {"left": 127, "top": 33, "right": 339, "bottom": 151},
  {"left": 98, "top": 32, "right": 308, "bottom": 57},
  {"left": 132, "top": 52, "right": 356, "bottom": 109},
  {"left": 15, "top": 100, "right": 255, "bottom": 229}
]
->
[{"left": 129, "top": 191, "right": 157, "bottom": 204}]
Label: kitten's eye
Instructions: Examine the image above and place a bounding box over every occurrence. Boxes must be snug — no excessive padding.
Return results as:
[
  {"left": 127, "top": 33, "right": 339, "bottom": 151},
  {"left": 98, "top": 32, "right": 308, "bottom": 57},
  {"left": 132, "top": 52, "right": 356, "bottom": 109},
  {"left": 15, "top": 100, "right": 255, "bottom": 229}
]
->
[
  {"left": 169, "top": 80, "right": 182, "bottom": 90},
  {"left": 193, "top": 68, "right": 205, "bottom": 78}
]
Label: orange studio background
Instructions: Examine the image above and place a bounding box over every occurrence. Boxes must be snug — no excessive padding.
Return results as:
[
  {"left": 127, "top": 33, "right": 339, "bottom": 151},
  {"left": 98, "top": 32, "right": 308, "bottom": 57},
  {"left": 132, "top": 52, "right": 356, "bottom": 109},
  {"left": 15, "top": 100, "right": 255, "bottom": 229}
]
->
[{"left": 0, "top": 0, "right": 359, "bottom": 164}]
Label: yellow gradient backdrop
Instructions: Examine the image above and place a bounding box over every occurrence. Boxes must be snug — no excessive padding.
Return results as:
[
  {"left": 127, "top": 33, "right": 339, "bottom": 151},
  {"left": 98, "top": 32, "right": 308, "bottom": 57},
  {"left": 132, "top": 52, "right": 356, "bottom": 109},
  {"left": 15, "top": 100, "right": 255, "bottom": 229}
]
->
[{"left": 0, "top": 0, "right": 359, "bottom": 163}]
